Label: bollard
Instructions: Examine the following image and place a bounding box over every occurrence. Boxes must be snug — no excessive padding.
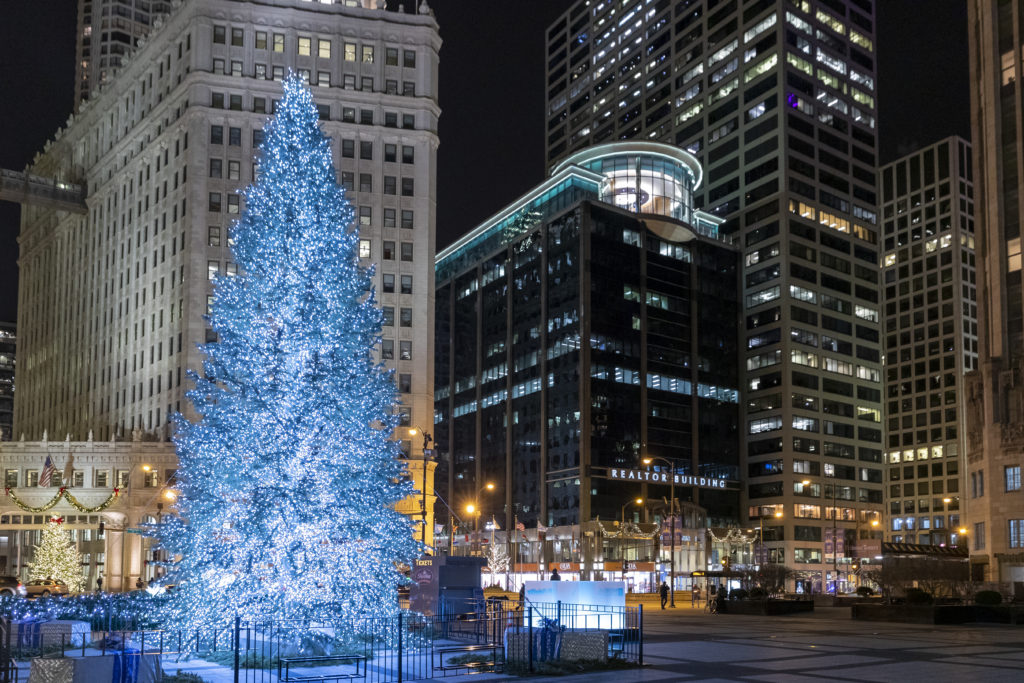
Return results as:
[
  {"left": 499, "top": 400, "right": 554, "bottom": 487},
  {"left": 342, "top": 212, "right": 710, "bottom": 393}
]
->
[
  {"left": 528, "top": 606, "right": 534, "bottom": 673},
  {"left": 638, "top": 603, "right": 644, "bottom": 667},
  {"left": 233, "top": 616, "right": 240, "bottom": 683},
  {"left": 397, "top": 611, "right": 403, "bottom": 683}
]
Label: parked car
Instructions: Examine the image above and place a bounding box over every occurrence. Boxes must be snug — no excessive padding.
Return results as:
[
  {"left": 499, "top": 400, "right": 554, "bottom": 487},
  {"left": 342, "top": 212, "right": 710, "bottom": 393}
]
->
[
  {"left": 0, "top": 576, "right": 26, "bottom": 597},
  {"left": 25, "top": 579, "right": 68, "bottom": 598}
]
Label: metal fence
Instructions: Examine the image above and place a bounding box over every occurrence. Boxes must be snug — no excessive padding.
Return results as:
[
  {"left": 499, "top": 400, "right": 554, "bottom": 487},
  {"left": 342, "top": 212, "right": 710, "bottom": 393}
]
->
[{"left": 0, "top": 600, "right": 642, "bottom": 682}]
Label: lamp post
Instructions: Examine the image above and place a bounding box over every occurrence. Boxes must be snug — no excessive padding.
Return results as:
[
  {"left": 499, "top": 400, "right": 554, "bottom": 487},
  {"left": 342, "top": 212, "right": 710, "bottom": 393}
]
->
[
  {"left": 830, "top": 483, "right": 838, "bottom": 594},
  {"left": 407, "top": 427, "right": 434, "bottom": 550},
  {"left": 803, "top": 478, "right": 839, "bottom": 594},
  {"left": 758, "top": 510, "right": 784, "bottom": 566},
  {"left": 468, "top": 482, "right": 495, "bottom": 555},
  {"left": 621, "top": 497, "right": 644, "bottom": 525},
  {"left": 941, "top": 496, "right": 953, "bottom": 546},
  {"left": 642, "top": 456, "right": 678, "bottom": 607},
  {"left": 853, "top": 515, "right": 879, "bottom": 588}
]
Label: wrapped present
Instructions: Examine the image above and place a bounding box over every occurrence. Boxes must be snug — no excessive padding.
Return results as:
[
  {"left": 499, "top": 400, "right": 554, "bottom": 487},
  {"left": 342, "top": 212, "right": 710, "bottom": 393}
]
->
[
  {"left": 28, "top": 651, "right": 161, "bottom": 683},
  {"left": 13, "top": 619, "right": 91, "bottom": 650},
  {"left": 44, "top": 621, "right": 90, "bottom": 648},
  {"left": 13, "top": 618, "right": 45, "bottom": 650}
]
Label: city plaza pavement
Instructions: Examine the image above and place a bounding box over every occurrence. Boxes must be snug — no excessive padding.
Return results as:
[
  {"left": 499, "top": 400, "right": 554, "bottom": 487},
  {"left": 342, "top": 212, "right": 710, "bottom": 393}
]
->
[
  {"left": 509, "top": 603, "right": 1024, "bottom": 683},
  {"left": 72, "top": 601, "right": 1024, "bottom": 683}
]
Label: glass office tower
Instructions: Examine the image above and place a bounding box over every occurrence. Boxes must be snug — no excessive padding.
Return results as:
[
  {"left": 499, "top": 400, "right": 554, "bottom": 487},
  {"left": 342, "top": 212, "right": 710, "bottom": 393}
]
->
[
  {"left": 435, "top": 142, "right": 740, "bottom": 543},
  {"left": 544, "top": 1, "right": 884, "bottom": 591}
]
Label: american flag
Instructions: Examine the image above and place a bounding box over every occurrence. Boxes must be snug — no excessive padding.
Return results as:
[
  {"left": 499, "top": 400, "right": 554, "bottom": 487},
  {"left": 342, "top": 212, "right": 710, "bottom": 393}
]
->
[{"left": 39, "top": 456, "right": 56, "bottom": 488}]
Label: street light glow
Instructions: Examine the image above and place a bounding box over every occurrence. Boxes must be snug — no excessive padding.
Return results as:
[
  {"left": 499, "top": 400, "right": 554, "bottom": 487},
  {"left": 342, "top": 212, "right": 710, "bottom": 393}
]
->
[{"left": 465, "top": 503, "right": 475, "bottom": 515}]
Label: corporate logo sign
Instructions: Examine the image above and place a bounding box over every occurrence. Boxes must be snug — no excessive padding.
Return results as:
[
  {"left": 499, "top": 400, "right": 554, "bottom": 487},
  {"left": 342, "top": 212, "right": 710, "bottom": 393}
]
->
[{"left": 607, "top": 468, "right": 731, "bottom": 490}]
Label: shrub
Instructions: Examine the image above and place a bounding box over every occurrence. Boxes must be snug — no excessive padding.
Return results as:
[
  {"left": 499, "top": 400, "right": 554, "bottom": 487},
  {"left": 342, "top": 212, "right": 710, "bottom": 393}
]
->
[
  {"left": 729, "top": 589, "right": 748, "bottom": 601},
  {"left": 749, "top": 587, "right": 767, "bottom": 600},
  {"left": 163, "top": 674, "right": 208, "bottom": 683},
  {"left": 904, "top": 588, "right": 933, "bottom": 605},
  {"left": 855, "top": 586, "right": 874, "bottom": 597},
  {"left": 975, "top": 590, "right": 1002, "bottom": 606}
]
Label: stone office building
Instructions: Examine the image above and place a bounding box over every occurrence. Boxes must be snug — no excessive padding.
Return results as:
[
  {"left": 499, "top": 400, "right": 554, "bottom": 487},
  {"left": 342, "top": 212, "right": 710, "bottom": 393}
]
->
[{"left": 13, "top": 0, "right": 440, "bottom": 465}]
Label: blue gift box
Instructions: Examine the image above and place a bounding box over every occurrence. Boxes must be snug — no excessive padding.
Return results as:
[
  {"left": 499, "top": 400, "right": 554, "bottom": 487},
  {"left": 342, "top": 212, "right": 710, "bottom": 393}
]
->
[{"left": 13, "top": 617, "right": 44, "bottom": 649}]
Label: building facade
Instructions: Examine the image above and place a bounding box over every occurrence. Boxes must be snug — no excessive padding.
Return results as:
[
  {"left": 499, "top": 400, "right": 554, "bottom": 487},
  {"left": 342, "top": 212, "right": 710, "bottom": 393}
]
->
[
  {"left": 15, "top": 0, "right": 440, "bottom": 463},
  {"left": 0, "top": 434, "right": 435, "bottom": 591},
  {"left": 73, "top": 0, "right": 174, "bottom": 108},
  {"left": 0, "top": 323, "right": 14, "bottom": 441},
  {"left": 434, "top": 142, "right": 740, "bottom": 584},
  {"left": 544, "top": 0, "right": 884, "bottom": 590},
  {"left": 965, "top": 0, "right": 1024, "bottom": 590},
  {"left": 0, "top": 436, "right": 176, "bottom": 592},
  {"left": 879, "top": 137, "right": 976, "bottom": 549}
]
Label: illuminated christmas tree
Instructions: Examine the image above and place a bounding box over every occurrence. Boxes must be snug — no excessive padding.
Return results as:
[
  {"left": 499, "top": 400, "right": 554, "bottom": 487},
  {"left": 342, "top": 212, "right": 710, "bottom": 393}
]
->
[
  {"left": 158, "top": 75, "right": 419, "bottom": 630},
  {"left": 29, "top": 518, "right": 85, "bottom": 593}
]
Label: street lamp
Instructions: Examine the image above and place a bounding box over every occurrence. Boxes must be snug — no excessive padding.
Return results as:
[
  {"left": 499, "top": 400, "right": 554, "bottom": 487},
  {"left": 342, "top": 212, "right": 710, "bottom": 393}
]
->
[
  {"left": 941, "top": 497, "right": 957, "bottom": 546},
  {"left": 468, "top": 482, "right": 495, "bottom": 555},
  {"left": 407, "top": 427, "right": 434, "bottom": 550},
  {"left": 802, "top": 478, "right": 839, "bottom": 594},
  {"left": 642, "top": 456, "right": 678, "bottom": 607},
  {"left": 621, "top": 498, "right": 644, "bottom": 525},
  {"left": 758, "top": 510, "right": 783, "bottom": 565}
]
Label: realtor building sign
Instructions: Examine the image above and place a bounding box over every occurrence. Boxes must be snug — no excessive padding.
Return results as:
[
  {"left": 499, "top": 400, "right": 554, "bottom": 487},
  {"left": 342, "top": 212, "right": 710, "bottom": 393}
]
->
[{"left": 607, "top": 468, "right": 733, "bottom": 490}]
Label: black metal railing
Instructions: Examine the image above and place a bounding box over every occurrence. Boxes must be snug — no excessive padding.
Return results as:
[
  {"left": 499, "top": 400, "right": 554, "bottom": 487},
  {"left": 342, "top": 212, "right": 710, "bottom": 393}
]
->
[{"left": 2, "top": 601, "right": 642, "bottom": 682}]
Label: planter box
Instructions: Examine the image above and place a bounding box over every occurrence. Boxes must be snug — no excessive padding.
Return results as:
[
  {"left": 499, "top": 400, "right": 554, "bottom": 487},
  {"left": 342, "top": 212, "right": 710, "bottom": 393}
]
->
[
  {"left": 721, "top": 599, "right": 814, "bottom": 616},
  {"left": 852, "top": 604, "right": 1024, "bottom": 625},
  {"left": 505, "top": 629, "right": 609, "bottom": 663}
]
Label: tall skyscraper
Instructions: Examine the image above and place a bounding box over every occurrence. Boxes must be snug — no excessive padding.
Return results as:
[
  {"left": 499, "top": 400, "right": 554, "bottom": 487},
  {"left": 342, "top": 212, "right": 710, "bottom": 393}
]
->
[
  {"left": 14, "top": 0, "right": 440, "bottom": 466},
  {"left": 73, "top": 0, "right": 174, "bottom": 108},
  {"left": 878, "top": 137, "right": 977, "bottom": 548},
  {"left": 965, "top": 0, "right": 1024, "bottom": 589},
  {"left": 545, "top": 1, "right": 884, "bottom": 590}
]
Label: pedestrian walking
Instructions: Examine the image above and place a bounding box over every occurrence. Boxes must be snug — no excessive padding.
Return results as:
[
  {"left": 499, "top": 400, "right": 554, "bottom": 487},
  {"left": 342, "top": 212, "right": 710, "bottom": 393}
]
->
[
  {"left": 550, "top": 568, "right": 561, "bottom": 581},
  {"left": 95, "top": 575, "right": 102, "bottom": 593},
  {"left": 659, "top": 581, "right": 669, "bottom": 609},
  {"left": 691, "top": 584, "right": 700, "bottom": 607}
]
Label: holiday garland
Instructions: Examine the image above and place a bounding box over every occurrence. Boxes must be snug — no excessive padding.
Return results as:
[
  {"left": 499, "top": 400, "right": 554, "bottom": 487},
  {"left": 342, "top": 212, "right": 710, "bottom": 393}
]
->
[{"left": 4, "top": 486, "right": 121, "bottom": 513}]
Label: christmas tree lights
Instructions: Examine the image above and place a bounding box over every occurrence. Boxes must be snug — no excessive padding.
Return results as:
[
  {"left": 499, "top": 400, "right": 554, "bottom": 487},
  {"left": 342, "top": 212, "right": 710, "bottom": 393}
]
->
[
  {"left": 157, "top": 75, "right": 420, "bottom": 631},
  {"left": 29, "top": 518, "right": 86, "bottom": 593}
]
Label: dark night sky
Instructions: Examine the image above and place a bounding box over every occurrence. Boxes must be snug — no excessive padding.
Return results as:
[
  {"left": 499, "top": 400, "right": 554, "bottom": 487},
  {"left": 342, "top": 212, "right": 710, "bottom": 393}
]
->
[{"left": 0, "top": 1, "right": 970, "bottom": 325}]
